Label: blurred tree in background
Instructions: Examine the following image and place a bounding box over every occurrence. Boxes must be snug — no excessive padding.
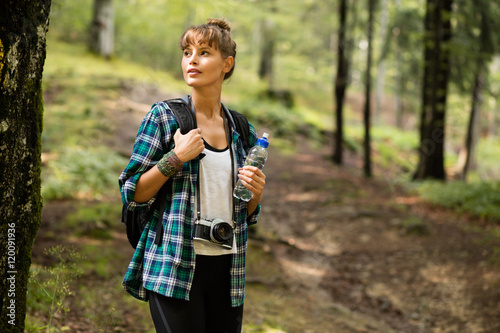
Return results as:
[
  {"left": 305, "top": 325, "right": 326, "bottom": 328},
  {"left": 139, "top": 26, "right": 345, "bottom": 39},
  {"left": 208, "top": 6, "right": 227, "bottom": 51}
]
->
[
  {"left": 333, "top": 0, "right": 349, "bottom": 165},
  {"left": 413, "top": 0, "right": 453, "bottom": 180},
  {"left": 362, "top": 0, "right": 377, "bottom": 178},
  {"left": 89, "top": 0, "right": 114, "bottom": 58},
  {"left": 453, "top": 0, "right": 500, "bottom": 180}
]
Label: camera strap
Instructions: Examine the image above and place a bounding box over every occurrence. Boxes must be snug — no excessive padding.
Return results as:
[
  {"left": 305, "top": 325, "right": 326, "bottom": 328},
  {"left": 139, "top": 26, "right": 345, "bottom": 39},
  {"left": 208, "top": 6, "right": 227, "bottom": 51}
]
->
[{"left": 189, "top": 98, "right": 236, "bottom": 227}]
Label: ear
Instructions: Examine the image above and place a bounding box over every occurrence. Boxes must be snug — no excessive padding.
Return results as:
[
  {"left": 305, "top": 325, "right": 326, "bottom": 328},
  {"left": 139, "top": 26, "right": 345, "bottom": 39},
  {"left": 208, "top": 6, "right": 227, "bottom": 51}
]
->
[{"left": 223, "top": 56, "right": 234, "bottom": 73}]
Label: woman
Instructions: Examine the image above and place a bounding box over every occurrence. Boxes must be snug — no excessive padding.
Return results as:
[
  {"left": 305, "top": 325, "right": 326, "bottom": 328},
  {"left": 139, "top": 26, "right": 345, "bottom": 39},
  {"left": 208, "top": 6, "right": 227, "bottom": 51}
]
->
[{"left": 119, "top": 18, "right": 266, "bottom": 333}]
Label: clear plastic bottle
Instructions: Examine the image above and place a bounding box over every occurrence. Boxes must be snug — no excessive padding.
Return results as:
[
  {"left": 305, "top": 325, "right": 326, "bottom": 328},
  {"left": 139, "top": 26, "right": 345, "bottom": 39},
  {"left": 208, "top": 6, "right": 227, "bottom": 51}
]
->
[{"left": 233, "top": 133, "right": 270, "bottom": 202}]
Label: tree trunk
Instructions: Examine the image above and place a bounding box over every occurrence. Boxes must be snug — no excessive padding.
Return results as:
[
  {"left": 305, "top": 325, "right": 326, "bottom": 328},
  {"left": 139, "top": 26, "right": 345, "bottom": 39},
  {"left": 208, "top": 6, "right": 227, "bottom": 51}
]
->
[
  {"left": 457, "top": 67, "right": 484, "bottom": 180},
  {"left": 363, "top": 0, "right": 376, "bottom": 178},
  {"left": 333, "top": 0, "right": 349, "bottom": 165},
  {"left": 394, "top": 0, "right": 405, "bottom": 129},
  {"left": 413, "top": 0, "right": 453, "bottom": 180},
  {"left": 458, "top": 4, "right": 492, "bottom": 181},
  {"left": 375, "top": 0, "right": 388, "bottom": 124},
  {"left": 258, "top": 16, "right": 276, "bottom": 89},
  {"left": 395, "top": 51, "right": 405, "bottom": 129},
  {"left": 89, "top": 0, "right": 114, "bottom": 58},
  {"left": 490, "top": 57, "right": 499, "bottom": 137},
  {"left": 0, "top": 1, "right": 51, "bottom": 331}
]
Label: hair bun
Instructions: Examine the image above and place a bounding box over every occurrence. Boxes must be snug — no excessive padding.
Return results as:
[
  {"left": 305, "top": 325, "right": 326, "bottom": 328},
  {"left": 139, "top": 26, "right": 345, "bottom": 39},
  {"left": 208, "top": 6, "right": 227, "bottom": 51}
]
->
[{"left": 206, "top": 18, "right": 231, "bottom": 32}]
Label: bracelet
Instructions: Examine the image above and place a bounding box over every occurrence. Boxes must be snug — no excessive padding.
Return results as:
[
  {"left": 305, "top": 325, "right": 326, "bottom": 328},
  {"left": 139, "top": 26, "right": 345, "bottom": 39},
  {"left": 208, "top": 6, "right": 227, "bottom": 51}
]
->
[{"left": 157, "top": 150, "right": 183, "bottom": 178}]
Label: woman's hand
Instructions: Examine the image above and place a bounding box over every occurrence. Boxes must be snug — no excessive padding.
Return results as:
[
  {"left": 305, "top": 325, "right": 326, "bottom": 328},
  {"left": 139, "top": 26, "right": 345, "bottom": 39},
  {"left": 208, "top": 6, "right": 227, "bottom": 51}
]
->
[
  {"left": 238, "top": 166, "right": 266, "bottom": 215},
  {"left": 173, "top": 128, "right": 205, "bottom": 163},
  {"left": 237, "top": 166, "right": 266, "bottom": 199}
]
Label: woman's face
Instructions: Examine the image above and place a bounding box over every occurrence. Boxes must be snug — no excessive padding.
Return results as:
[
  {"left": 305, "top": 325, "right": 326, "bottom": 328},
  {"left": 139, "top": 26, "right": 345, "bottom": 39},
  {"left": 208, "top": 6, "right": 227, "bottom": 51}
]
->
[{"left": 181, "top": 42, "right": 233, "bottom": 89}]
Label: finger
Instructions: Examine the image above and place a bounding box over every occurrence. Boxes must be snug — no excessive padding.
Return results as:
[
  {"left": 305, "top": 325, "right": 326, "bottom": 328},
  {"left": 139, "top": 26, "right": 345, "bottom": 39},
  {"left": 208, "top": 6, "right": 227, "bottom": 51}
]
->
[
  {"left": 242, "top": 166, "right": 265, "bottom": 177},
  {"left": 189, "top": 128, "right": 202, "bottom": 135},
  {"left": 240, "top": 177, "right": 264, "bottom": 196},
  {"left": 240, "top": 168, "right": 266, "bottom": 182},
  {"left": 238, "top": 172, "right": 265, "bottom": 189}
]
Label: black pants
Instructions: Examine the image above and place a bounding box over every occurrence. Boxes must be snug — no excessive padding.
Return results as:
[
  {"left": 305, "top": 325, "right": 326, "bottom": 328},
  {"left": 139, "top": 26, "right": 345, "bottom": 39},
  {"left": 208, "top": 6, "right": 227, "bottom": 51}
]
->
[{"left": 147, "top": 255, "right": 244, "bottom": 333}]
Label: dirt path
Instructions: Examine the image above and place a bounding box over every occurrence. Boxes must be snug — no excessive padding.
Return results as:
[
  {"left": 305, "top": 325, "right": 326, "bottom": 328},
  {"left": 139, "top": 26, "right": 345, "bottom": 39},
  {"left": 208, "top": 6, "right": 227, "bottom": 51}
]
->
[{"left": 254, "top": 141, "right": 500, "bottom": 332}]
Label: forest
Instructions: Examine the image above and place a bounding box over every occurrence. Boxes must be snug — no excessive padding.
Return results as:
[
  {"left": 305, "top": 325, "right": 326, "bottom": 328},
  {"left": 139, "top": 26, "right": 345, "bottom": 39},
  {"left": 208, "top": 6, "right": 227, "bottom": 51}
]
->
[{"left": 1, "top": 0, "right": 500, "bottom": 332}]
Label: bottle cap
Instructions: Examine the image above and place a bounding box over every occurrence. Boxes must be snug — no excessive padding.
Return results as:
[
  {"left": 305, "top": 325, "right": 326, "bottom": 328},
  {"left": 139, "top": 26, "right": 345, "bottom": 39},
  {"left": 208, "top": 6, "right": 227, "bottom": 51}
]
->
[{"left": 256, "top": 133, "right": 270, "bottom": 148}]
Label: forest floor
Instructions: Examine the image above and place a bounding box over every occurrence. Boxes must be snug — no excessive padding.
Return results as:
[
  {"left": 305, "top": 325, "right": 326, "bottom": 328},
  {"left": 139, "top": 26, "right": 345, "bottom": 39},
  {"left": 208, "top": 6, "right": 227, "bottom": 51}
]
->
[{"left": 31, "top": 85, "right": 500, "bottom": 333}]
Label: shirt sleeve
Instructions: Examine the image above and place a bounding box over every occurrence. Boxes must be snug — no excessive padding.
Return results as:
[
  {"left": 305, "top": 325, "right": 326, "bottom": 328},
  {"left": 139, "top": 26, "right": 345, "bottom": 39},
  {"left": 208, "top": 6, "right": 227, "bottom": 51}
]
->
[{"left": 118, "top": 102, "right": 176, "bottom": 210}]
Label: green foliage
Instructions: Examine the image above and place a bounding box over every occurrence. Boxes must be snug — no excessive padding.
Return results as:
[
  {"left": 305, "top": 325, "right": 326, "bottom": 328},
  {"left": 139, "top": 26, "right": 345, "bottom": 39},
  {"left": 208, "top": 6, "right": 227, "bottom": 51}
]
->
[
  {"left": 42, "top": 147, "right": 126, "bottom": 201},
  {"left": 346, "top": 124, "right": 419, "bottom": 176},
  {"left": 416, "top": 181, "right": 500, "bottom": 222},
  {"left": 237, "top": 98, "right": 301, "bottom": 137},
  {"left": 475, "top": 137, "right": 500, "bottom": 181},
  {"left": 64, "top": 201, "right": 122, "bottom": 239},
  {"left": 27, "top": 246, "right": 84, "bottom": 333},
  {"left": 399, "top": 216, "right": 429, "bottom": 236}
]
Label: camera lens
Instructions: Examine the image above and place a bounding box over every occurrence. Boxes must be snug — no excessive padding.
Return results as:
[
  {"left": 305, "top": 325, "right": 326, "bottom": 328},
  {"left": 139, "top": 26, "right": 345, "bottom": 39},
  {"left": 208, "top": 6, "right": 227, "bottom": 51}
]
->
[{"left": 212, "top": 222, "right": 233, "bottom": 242}]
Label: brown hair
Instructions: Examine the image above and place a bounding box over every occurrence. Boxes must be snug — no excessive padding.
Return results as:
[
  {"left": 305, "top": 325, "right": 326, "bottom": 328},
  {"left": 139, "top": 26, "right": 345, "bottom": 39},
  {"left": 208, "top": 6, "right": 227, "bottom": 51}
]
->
[{"left": 179, "top": 18, "right": 237, "bottom": 80}]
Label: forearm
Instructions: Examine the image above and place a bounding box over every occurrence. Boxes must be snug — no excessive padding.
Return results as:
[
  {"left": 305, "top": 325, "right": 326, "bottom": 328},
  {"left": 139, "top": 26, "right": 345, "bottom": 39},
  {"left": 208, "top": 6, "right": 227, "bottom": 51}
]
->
[
  {"left": 247, "top": 194, "right": 262, "bottom": 216},
  {"left": 133, "top": 150, "right": 183, "bottom": 203},
  {"left": 133, "top": 167, "right": 169, "bottom": 203}
]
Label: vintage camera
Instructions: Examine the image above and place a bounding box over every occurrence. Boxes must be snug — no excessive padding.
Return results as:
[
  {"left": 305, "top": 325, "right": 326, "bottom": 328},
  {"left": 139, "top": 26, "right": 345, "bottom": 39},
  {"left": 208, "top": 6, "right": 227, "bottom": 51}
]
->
[{"left": 193, "top": 218, "right": 234, "bottom": 249}]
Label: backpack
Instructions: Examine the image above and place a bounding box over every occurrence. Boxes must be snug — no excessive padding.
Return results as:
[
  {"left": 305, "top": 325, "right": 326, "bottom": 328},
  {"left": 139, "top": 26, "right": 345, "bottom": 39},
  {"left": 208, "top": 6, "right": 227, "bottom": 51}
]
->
[{"left": 121, "top": 97, "right": 250, "bottom": 249}]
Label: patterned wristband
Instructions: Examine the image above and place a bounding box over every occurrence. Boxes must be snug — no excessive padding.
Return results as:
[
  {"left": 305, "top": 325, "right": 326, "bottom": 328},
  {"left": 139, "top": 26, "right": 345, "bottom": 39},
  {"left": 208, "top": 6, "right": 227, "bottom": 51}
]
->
[{"left": 157, "top": 150, "right": 183, "bottom": 178}]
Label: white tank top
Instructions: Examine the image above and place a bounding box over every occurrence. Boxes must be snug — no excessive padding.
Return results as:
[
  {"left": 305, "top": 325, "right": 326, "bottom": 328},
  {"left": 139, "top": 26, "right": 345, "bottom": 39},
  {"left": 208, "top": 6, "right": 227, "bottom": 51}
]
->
[{"left": 193, "top": 141, "right": 237, "bottom": 255}]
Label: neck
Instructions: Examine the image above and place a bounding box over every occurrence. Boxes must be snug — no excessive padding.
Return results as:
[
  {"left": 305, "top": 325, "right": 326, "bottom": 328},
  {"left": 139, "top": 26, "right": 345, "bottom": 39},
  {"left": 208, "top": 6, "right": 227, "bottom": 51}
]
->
[{"left": 190, "top": 89, "right": 223, "bottom": 120}]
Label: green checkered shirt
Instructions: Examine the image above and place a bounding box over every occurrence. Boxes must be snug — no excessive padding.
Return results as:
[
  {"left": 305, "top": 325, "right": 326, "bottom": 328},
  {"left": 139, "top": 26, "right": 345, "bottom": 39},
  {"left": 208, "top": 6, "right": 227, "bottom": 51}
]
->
[{"left": 119, "top": 100, "right": 260, "bottom": 307}]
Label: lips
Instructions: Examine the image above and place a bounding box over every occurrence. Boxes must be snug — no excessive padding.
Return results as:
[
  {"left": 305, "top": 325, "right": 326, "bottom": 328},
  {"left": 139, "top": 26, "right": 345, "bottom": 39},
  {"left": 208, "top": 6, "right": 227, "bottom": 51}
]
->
[{"left": 187, "top": 68, "right": 201, "bottom": 75}]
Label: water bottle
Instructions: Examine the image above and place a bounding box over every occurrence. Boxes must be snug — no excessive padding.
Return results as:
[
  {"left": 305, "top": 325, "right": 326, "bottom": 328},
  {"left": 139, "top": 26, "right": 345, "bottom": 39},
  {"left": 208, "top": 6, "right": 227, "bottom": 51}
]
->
[{"left": 233, "top": 133, "right": 270, "bottom": 202}]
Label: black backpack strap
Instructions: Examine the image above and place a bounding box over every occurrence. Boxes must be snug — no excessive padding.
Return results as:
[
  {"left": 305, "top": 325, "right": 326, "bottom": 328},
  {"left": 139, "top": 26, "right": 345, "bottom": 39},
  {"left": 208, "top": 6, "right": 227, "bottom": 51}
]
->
[
  {"left": 164, "top": 98, "right": 196, "bottom": 134},
  {"left": 229, "top": 110, "right": 250, "bottom": 152}
]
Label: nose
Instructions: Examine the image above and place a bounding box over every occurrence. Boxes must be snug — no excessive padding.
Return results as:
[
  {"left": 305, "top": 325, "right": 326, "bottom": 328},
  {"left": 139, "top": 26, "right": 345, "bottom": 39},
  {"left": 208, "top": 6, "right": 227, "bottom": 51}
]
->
[{"left": 189, "top": 53, "right": 199, "bottom": 65}]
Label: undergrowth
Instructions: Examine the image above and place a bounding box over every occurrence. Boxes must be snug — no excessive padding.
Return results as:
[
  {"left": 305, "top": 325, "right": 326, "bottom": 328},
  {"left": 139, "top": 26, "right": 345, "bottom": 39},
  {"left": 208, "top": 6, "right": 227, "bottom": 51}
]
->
[
  {"left": 26, "top": 246, "right": 83, "bottom": 333},
  {"left": 416, "top": 181, "right": 500, "bottom": 222}
]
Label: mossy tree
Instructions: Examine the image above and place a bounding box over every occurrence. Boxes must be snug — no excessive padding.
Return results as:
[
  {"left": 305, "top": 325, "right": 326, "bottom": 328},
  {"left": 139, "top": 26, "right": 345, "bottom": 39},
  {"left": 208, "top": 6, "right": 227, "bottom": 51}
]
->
[{"left": 0, "top": 0, "right": 51, "bottom": 331}]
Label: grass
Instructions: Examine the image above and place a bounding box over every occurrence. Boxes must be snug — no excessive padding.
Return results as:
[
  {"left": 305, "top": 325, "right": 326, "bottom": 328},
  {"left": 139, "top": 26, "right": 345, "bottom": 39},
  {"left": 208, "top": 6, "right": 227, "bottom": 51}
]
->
[
  {"left": 416, "top": 180, "right": 500, "bottom": 222},
  {"left": 44, "top": 39, "right": 186, "bottom": 93},
  {"left": 42, "top": 147, "right": 127, "bottom": 201}
]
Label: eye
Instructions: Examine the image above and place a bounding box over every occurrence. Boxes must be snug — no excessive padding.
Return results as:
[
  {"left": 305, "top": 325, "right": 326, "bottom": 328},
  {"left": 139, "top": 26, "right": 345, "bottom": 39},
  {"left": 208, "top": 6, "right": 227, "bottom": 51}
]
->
[
  {"left": 201, "top": 50, "right": 210, "bottom": 56},
  {"left": 183, "top": 50, "right": 192, "bottom": 57}
]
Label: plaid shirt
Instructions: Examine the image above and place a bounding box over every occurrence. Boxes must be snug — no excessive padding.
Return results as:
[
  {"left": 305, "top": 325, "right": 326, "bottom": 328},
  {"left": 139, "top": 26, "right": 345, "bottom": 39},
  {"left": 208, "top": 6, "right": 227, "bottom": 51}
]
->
[{"left": 119, "top": 100, "right": 260, "bottom": 307}]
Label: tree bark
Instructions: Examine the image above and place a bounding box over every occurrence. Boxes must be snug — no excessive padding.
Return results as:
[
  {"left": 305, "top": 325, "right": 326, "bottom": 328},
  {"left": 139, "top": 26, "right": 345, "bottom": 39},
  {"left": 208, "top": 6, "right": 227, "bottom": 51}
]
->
[
  {"left": 363, "top": 0, "right": 376, "bottom": 178},
  {"left": 414, "top": 0, "right": 453, "bottom": 180},
  {"left": 0, "top": 1, "right": 51, "bottom": 331},
  {"left": 258, "top": 15, "right": 276, "bottom": 89},
  {"left": 393, "top": 0, "right": 405, "bottom": 129},
  {"left": 375, "top": 0, "right": 388, "bottom": 124},
  {"left": 458, "top": 3, "right": 492, "bottom": 181},
  {"left": 89, "top": 0, "right": 114, "bottom": 58},
  {"left": 457, "top": 67, "right": 484, "bottom": 180},
  {"left": 333, "top": 0, "right": 349, "bottom": 165}
]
